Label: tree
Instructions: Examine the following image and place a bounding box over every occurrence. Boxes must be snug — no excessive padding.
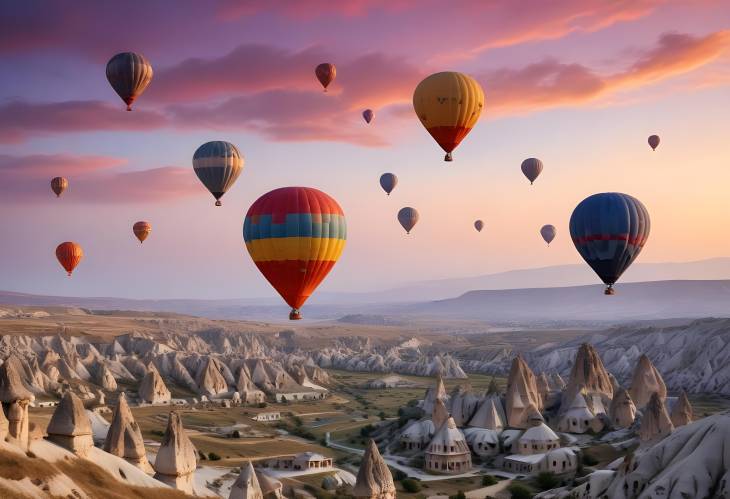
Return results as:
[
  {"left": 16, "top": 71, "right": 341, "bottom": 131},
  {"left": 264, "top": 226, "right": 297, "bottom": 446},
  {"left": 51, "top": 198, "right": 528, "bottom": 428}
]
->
[
  {"left": 401, "top": 478, "right": 421, "bottom": 493},
  {"left": 507, "top": 482, "right": 532, "bottom": 499},
  {"left": 481, "top": 475, "right": 498, "bottom": 486},
  {"left": 535, "top": 471, "right": 559, "bottom": 490},
  {"left": 449, "top": 491, "right": 466, "bottom": 499}
]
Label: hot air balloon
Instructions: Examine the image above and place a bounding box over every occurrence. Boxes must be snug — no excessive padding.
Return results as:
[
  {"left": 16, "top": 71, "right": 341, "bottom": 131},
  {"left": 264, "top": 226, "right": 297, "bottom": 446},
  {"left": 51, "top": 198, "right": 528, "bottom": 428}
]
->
[
  {"left": 540, "top": 224, "right": 556, "bottom": 245},
  {"left": 413, "top": 71, "right": 484, "bottom": 161},
  {"left": 56, "top": 242, "right": 83, "bottom": 276},
  {"left": 51, "top": 177, "right": 68, "bottom": 198},
  {"left": 648, "top": 134, "right": 660, "bottom": 151},
  {"left": 133, "top": 221, "right": 152, "bottom": 244},
  {"left": 474, "top": 220, "right": 484, "bottom": 232},
  {"left": 106, "top": 52, "right": 153, "bottom": 111},
  {"left": 362, "top": 109, "right": 374, "bottom": 124},
  {"left": 379, "top": 173, "right": 397, "bottom": 196},
  {"left": 243, "top": 187, "right": 346, "bottom": 320},
  {"left": 315, "top": 63, "right": 336, "bottom": 92},
  {"left": 569, "top": 193, "right": 650, "bottom": 295},
  {"left": 521, "top": 158, "right": 543, "bottom": 185},
  {"left": 398, "top": 207, "right": 419, "bottom": 234},
  {"left": 192, "top": 141, "right": 244, "bottom": 206}
]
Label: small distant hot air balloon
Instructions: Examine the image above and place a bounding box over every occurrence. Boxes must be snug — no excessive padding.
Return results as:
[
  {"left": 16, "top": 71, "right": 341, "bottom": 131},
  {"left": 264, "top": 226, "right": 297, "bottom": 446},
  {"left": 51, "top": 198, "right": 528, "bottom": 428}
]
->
[
  {"left": 106, "top": 52, "right": 153, "bottom": 111},
  {"left": 56, "top": 242, "right": 83, "bottom": 276},
  {"left": 133, "top": 221, "right": 152, "bottom": 244},
  {"left": 474, "top": 220, "right": 484, "bottom": 232},
  {"left": 540, "top": 224, "right": 556, "bottom": 245},
  {"left": 193, "top": 141, "right": 244, "bottom": 206},
  {"left": 379, "top": 173, "right": 397, "bottom": 196},
  {"left": 315, "top": 63, "right": 336, "bottom": 92},
  {"left": 51, "top": 177, "right": 68, "bottom": 198},
  {"left": 648, "top": 135, "right": 660, "bottom": 151},
  {"left": 521, "top": 158, "right": 543, "bottom": 185},
  {"left": 362, "top": 109, "right": 374, "bottom": 124},
  {"left": 413, "top": 71, "right": 484, "bottom": 161},
  {"left": 243, "top": 187, "right": 346, "bottom": 320},
  {"left": 398, "top": 207, "right": 419, "bottom": 234},
  {"left": 569, "top": 193, "right": 650, "bottom": 295}
]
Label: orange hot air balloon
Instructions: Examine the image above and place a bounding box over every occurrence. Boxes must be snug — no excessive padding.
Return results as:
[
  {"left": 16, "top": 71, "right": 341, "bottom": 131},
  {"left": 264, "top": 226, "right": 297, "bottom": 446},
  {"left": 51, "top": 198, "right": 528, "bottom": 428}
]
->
[
  {"left": 243, "top": 187, "right": 346, "bottom": 320},
  {"left": 56, "top": 242, "right": 83, "bottom": 276},
  {"left": 133, "top": 221, "right": 152, "bottom": 243},
  {"left": 315, "top": 63, "right": 336, "bottom": 92},
  {"left": 51, "top": 177, "right": 68, "bottom": 197},
  {"left": 413, "top": 71, "right": 484, "bottom": 161}
]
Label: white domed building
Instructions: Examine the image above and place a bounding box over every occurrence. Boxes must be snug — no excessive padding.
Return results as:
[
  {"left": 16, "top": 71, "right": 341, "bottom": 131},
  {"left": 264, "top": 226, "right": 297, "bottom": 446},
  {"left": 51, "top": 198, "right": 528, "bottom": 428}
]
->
[
  {"left": 400, "top": 419, "right": 435, "bottom": 451},
  {"left": 516, "top": 422, "right": 560, "bottom": 455},
  {"left": 424, "top": 417, "right": 472, "bottom": 474},
  {"left": 557, "top": 392, "right": 596, "bottom": 434}
]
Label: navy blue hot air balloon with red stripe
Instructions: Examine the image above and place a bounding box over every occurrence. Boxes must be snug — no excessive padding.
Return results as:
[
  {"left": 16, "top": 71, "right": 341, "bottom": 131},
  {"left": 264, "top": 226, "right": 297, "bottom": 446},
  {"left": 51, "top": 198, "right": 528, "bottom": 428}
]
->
[{"left": 569, "top": 193, "right": 650, "bottom": 295}]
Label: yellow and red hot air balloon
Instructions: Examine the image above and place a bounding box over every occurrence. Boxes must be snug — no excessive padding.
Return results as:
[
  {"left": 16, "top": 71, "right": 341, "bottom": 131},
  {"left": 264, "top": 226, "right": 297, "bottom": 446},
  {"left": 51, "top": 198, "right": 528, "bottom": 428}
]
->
[
  {"left": 56, "top": 242, "right": 83, "bottom": 276},
  {"left": 243, "top": 187, "right": 346, "bottom": 320},
  {"left": 51, "top": 177, "right": 68, "bottom": 197},
  {"left": 413, "top": 71, "right": 484, "bottom": 161},
  {"left": 133, "top": 221, "right": 152, "bottom": 243}
]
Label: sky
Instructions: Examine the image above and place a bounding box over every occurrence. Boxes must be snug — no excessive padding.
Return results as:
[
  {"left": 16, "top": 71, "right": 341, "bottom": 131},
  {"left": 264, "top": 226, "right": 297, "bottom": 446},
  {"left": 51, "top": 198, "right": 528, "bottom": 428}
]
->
[{"left": 1, "top": 0, "right": 729, "bottom": 300}]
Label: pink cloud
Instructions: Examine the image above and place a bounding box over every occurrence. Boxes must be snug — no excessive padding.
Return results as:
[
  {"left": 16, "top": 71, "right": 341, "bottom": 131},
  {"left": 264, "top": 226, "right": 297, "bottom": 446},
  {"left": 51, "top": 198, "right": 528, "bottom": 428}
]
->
[
  {"left": 0, "top": 100, "right": 168, "bottom": 144},
  {"left": 0, "top": 154, "right": 198, "bottom": 203}
]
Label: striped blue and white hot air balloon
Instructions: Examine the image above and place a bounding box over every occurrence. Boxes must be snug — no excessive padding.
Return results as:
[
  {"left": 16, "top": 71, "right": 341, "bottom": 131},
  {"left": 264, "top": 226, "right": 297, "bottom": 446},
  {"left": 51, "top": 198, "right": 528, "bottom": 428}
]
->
[{"left": 192, "top": 141, "right": 244, "bottom": 206}]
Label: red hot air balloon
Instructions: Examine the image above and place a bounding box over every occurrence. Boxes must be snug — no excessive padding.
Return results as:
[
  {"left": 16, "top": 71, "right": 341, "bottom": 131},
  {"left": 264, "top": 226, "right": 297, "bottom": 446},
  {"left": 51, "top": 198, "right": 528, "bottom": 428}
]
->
[
  {"left": 51, "top": 177, "right": 68, "bottom": 197},
  {"left": 133, "top": 221, "right": 152, "bottom": 243},
  {"left": 243, "top": 187, "right": 346, "bottom": 320},
  {"left": 648, "top": 135, "right": 660, "bottom": 151},
  {"left": 315, "top": 63, "right": 336, "bottom": 92},
  {"left": 56, "top": 242, "right": 83, "bottom": 276}
]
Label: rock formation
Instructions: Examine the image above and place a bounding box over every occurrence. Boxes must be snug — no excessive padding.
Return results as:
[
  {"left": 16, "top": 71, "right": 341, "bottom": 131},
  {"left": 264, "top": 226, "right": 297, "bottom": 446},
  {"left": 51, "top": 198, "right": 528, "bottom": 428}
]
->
[
  {"left": 561, "top": 343, "right": 613, "bottom": 414},
  {"left": 0, "top": 354, "right": 35, "bottom": 403},
  {"left": 505, "top": 355, "right": 541, "bottom": 428},
  {"left": 256, "top": 471, "right": 284, "bottom": 499},
  {"left": 236, "top": 367, "right": 265, "bottom": 404},
  {"left": 608, "top": 387, "right": 636, "bottom": 428},
  {"left": 195, "top": 357, "right": 228, "bottom": 396},
  {"left": 46, "top": 391, "right": 94, "bottom": 457},
  {"left": 468, "top": 394, "right": 505, "bottom": 430},
  {"left": 431, "top": 397, "right": 449, "bottom": 429},
  {"left": 138, "top": 366, "right": 171, "bottom": 404},
  {"left": 353, "top": 439, "right": 396, "bottom": 499},
  {"left": 421, "top": 375, "right": 448, "bottom": 415},
  {"left": 638, "top": 392, "right": 674, "bottom": 442},
  {"left": 96, "top": 364, "right": 118, "bottom": 391},
  {"left": 153, "top": 411, "right": 197, "bottom": 493},
  {"left": 628, "top": 354, "right": 667, "bottom": 408},
  {"left": 103, "top": 392, "right": 153, "bottom": 473},
  {"left": 230, "top": 461, "right": 263, "bottom": 499},
  {"left": 670, "top": 390, "right": 693, "bottom": 427},
  {"left": 0, "top": 403, "right": 8, "bottom": 441},
  {"left": 536, "top": 372, "right": 551, "bottom": 403},
  {"left": 7, "top": 399, "right": 31, "bottom": 450}
]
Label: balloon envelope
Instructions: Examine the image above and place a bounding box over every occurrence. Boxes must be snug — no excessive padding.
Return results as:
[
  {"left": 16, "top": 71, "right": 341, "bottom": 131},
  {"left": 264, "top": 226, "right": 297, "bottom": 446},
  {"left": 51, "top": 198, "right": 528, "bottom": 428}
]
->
[
  {"left": 56, "top": 242, "right": 83, "bottom": 276},
  {"left": 569, "top": 193, "right": 650, "bottom": 294},
  {"left": 521, "top": 158, "right": 543, "bottom": 184},
  {"left": 133, "top": 221, "right": 152, "bottom": 243},
  {"left": 648, "top": 134, "right": 660, "bottom": 151},
  {"left": 193, "top": 141, "right": 244, "bottom": 206},
  {"left": 243, "top": 187, "right": 346, "bottom": 320},
  {"left": 398, "top": 207, "right": 419, "bottom": 234},
  {"left": 362, "top": 109, "right": 374, "bottom": 124},
  {"left": 106, "top": 52, "right": 153, "bottom": 111},
  {"left": 379, "top": 173, "right": 397, "bottom": 195},
  {"left": 540, "top": 224, "right": 556, "bottom": 244},
  {"left": 474, "top": 220, "right": 484, "bottom": 232},
  {"left": 413, "top": 72, "right": 484, "bottom": 161},
  {"left": 51, "top": 177, "right": 68, "bottom": 197},
  {"left": 315, "top": 63, "right": 336, "bottom": 91}
]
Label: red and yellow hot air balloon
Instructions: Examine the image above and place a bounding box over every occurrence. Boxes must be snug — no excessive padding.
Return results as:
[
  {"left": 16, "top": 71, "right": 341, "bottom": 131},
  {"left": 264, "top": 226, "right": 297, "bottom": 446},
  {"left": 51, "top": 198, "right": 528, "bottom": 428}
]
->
[
  {"left": 56, "top": 242, "right": 83, "bottom": 276},
  {"left": 413, "top": 71, "right": 484, "bottom": 161},
  {"left": 243, "top": 187, "right": 346, "bottom": 320},
  {"left": 133, "top": 221, "right": 151, "bottom": 243}
]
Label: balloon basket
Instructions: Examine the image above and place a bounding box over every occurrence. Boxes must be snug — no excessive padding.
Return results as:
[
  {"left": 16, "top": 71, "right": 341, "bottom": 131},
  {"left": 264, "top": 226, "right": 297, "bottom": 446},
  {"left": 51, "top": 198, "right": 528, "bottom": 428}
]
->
[
  {"left": 604, "top": 287, "right": 615, "bottom": 295},
  {"left": 215, "top": 200, "right": 222, "bottom": 207},
  {"left": 444, "top": 153, "right": 453, "bottom": 162},
  {"left": 289, "top": 309, "right": 302, "bottom": 320}
]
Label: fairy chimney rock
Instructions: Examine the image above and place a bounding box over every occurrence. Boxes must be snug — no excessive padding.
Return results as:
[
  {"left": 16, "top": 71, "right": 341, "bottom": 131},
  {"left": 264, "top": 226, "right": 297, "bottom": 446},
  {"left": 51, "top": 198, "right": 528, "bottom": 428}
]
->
[
  {"left": 0, "top": 355, "right": 35, "bottom": 403},
  {"left": 670, "top": 390, "right": 693, "bottom": 427},
  {"left": 506, "top": 355, "right": 541, "bottom": 428},
  {"left": 629, "top": 354, "right": 667, "bottom": 409},
  {"left": 229, "top": 461, "right": 264, "bottom": 499},
  {"left": 432, "top": 397, "right": 449, "bottom": 429},
  {"left": 46, "top": 391, "right": 94, "bottom": 456},
  {"left": 97, "top": 364, "right": 118, "bottom": 392},
  {"left": 103, "top": 392, "right": 153, "bottom": 473},
  {"left": 153, "top": 411, "right": 198, "bottom": 493},
  {"left": 353, "top": 439, "right": 396, "bottom": 499},
  {"left": 138, "top": 367, "right": 171, "bottom": 404},
  {"left": 638, "top": 392, "right": 674, "bottom": 442},
  {"left": 608, "top": 387, "right": 637, "bottom": 428},
  {"left": 195, "top": 357, "right": 228, "bottom": 397},
  {"left": 561, "top": 344, "right": 613, "bottom": 414}
]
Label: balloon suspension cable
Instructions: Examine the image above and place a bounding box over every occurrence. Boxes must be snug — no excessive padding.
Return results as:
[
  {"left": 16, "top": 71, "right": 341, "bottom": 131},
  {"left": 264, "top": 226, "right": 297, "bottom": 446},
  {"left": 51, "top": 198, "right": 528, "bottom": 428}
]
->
[
  {"left": 444, "top": 152, "right": 453, "bottom": 162},
  {"left": 126, "top": 105, "right": 132, "bottom": 111},
  {"left": 530, "top": 181, "right": 534, "bottom": 185},
  {"left": 215, "top": 200, "right": 222, "bottom": 207},
  {"left": 67, "top": 272, "right": 72, "bottom": 277}
]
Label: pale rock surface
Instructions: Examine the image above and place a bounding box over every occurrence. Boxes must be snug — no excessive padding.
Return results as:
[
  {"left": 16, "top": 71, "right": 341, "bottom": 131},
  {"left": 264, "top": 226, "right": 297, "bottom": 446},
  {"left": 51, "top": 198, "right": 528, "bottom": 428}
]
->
[
  {"left": 353, "top": 439, "right": 396, "bottom": 499},
  {"left": 608, "top": 387, "right": 637, "bottom": 429},
  {"left": 431, "top": 397, "right": 449, "bottom": 429},
  {"left": 505, "top": 355, "right": 541, "bottom": 428},
  {"left": 229, "top": 461, "right": 263, "bottom": 499},
  {"left": 46, "top": 391, "right": 94, "bottom": 457},
  {"left": 670, "top": 390, "right": 693, "bottom": 427},
  {"left": 195, "top": 357, "right": 228, "bottom": 397},
  {"left": 138, "top": 366, "right": 171, "bottom": 404},
  {"left": 103, "top": 393, "right": 153, "bottom": 473},
  {"left": 638, "top": 392, "right": 674, "bottom": 443},
  {"left": 628, "top": 354, "right": 667, "bottom": 408},
  {"left": 96, "top": 364, "right": 118, "bottom": 391},
  {"left": 153, "top": 411, "right": 198, "bottom": 493},
  {"left": 561, "top": 343, "right": 613, "bottom": 415}
]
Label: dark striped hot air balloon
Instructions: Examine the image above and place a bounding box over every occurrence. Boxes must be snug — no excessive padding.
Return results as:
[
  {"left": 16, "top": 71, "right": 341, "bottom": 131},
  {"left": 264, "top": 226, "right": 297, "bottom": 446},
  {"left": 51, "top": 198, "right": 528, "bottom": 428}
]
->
[
  {"left": 56, "top": 242, "right": 83, "bottom": 276},
  {"left": 106, "top": 52, "right": 153, "bottom": 111},
  {"left": 521, "top": 158, "right": 543, "bottom": 185},
  {"left": 398, "top": 207, "right": 419, "bottom": 234},
  {"left": 243, "top": 187, "right": 346, "bottom": 320},
  {"left": 51, "top": 177, "right": 68, "bottom": 197},
  {"left": 474, "top": 220, "right": 484, "bottom": 232},
  {"left": 569, "top": 193, "right": 650, "bottom": 295},
  {"left": 540, "top": 224, "right": 556, "bottom": 245},
  {"left": 133, "top": 221, "right": 152, "bottom": 243},
  {"left": 192, "top": 141, "right": 244, "bottom": 206},
  {"left": 379, "top": 173, "right": 397, "bottom": 195},
  {"left": 413, "top": 72, "right": 484, "bottom": 161},
  {"left": 648, "top": 134, "right": 660, "bottom": 151},
  {"left": 315, "top": 63, "right": 336, "bottom": 92},
  {"left": 362, "top": 109, "right": 374, "bottom": 124}
]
